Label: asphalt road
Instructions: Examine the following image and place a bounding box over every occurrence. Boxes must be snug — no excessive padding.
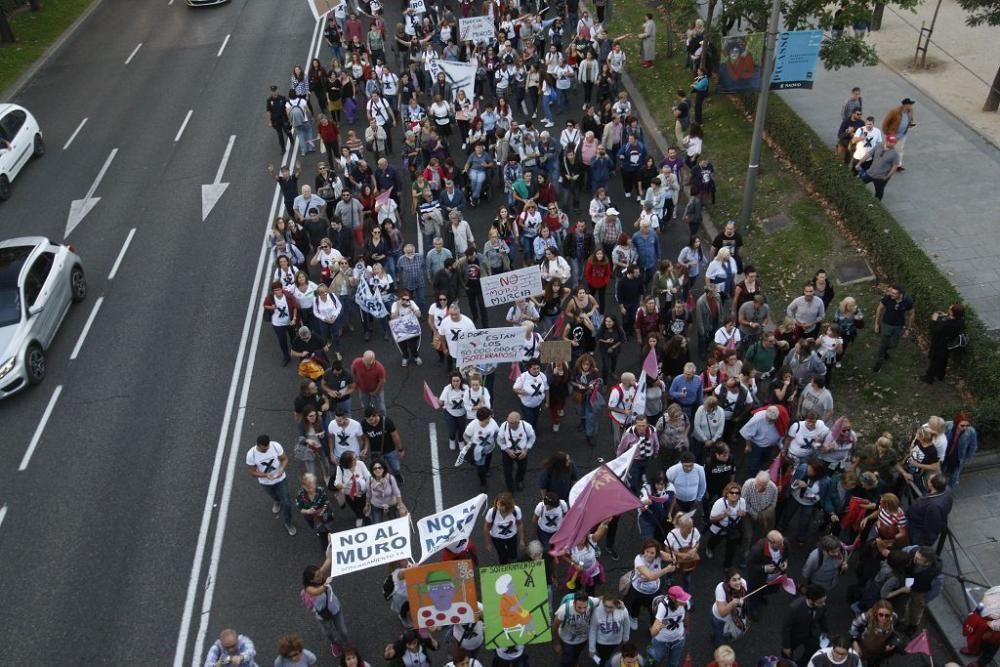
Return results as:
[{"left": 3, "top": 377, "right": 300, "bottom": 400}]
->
[{"left": 0, "top": 1, "right": 955, "bottom": 666}]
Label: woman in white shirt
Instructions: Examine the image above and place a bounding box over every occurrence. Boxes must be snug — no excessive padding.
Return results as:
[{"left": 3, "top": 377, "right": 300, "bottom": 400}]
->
[
  {"left": 438, "top": 371, "right": 468, "bottom": 452},
  {"left": 274, "top": 254, "right": 297, "bottom": 290},
  {"left": 505, "top": 298, "right": 540, "bottom": 326},
  {"left": 682, "top": 123, "right": 704, "bottom": 169},
  {"left": 428, "top": 293, "right": 451, "bottom": 364},
  {"left": 706, "top": 246, "right": 739, "bottom": 302},
  {"left": 292, "top": 271, "right": 319, "bottom": 330},
  {"left": 311, "top": 283, "right": 343, "bottom": 352},
  {"left": 625, "top": 539, "right": 677, "bottom": 630},
  {"left": 362, "top": 262, "right": 394, "bottom": 341},
  {"left": 564, "top": 522, "right": 608, "bottom": 595},
  {"left": 429, "top": 94, "right": 453, "bottom": 137},
  {"left": 540, "top": 247, "right": 571, "bottom": 285},
  {"left": 389, "top": 289, "right": 422, "bottom": 366},
  {"left": 710, "top": 568, "right": 749, "bottom": 646},
  {"left": 533, "top": 492, "right": 568, "bottom": 551},
  {"left": 462, "top": 373, "right": 492, "bottom": 420},
  {"left": 483, "top": 491, "right": 524, "bottom": 565},
  {"left": 666, "top": 513, "right": 702, "bottom": 590},
  {"left": 332, "top": 451, "right": 371, "bottom": 528},
  {"left": 310, "top": 239, "right": 344, "bottom": 285},
  {"left": 706, "top": 482, "right": 747, "bottom": 567}
]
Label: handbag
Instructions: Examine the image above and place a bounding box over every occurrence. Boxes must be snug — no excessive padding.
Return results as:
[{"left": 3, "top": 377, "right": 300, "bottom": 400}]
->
[
  {"left": 571, "top": 388, "right": 585, "bottom": 403},
  {"left": 618, "top": 568, "right": 635, "bottom": 594},
  {"left": 675, "top": 546, "right": 701, "bottom": 573}
]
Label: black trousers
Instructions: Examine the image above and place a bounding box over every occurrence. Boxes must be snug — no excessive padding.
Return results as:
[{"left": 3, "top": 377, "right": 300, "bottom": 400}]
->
[
  {"left": 503, "top": 453, "right": 527, "bottom": 491},
  {"left": 273, "top": 123, "right": 293, "bottom": 152}
]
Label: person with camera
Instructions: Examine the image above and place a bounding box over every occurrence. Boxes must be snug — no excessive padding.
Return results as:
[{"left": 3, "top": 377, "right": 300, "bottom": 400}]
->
[
  {"left": 203, "top": 628, "right": 257, "bottom": 667},
  {"left": 921, "top": 303, "right": 965, "bottom": 384}
]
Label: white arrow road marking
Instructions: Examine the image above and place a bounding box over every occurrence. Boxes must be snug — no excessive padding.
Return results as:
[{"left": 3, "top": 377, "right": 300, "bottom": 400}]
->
[
  {"left": 65, "top": 148, "right": 118, "bottom": 238},
  {"left": 201, "top": 135, "right": 235, "bottom": 222}
]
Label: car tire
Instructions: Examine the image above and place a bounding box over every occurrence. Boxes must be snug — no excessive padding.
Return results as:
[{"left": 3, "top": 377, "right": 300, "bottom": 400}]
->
[
  {"left": 0, "top": 175, "right": 10, "bottom": 201},
  {"left": 26, "top": 344, "right": 46, "bottom": 385},
  {"left": 33, "top": 134, "right": 45, "bottom": 158},
  {"left": 70, "top": 265, "right": 87, "bottom": 303}
]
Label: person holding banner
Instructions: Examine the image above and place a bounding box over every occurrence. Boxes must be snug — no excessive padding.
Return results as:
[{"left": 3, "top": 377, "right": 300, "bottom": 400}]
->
[
  {"left": 389, "top": 289, "right": 422, "bottom": 366},
  {"left": 300, "top": 565, "right": 352, "bottom": 657},
  {"left": 438, "top": 304, "right": 476, "bottom": 371},
  {"left": 332, "top": 451, "right": 372, "bottom": 527}
]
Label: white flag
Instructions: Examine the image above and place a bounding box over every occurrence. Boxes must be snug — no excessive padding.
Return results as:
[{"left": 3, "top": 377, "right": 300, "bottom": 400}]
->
[
  {"left": 416, "top": 493, "right": 487, "bottom": 562},
  {"left": 632, "top": 371, "right": 648, "bottom": 421},
  {"left": 568, "top": 444, "right": 639, "bottom": 505}
]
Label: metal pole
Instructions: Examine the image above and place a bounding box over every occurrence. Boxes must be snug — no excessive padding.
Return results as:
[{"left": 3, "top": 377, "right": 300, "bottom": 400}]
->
[{"left": 737, "top": 0, "right": 782, "bottom": 233}]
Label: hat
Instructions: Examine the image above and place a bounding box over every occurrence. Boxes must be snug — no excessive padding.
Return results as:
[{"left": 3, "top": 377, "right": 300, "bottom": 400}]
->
[
  {"left": 901, "top": 97, "right": 916, "bottom": 105},
  {"left": 606, "top": 207, "right": 620, "bottom": 216},
  {"left": 667, "top": 585, "right": 692, "bottom": 602}
]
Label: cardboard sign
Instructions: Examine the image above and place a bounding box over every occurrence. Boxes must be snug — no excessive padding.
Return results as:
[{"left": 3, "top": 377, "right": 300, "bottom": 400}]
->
[
  {"left": 416, "top": 493, "right": 488, "bottom": 562},
  {"left": 454, "top": 327, "right": 525, "bottom": 367},
  {"left": 327, "top": 517, "right": 412, "bottom": 577},
  {"left": 539, "top": 340, "right": 571, "bottom": 365},
  {"left": 409, "top": 0, "right": 426, "bottom": 13},
  {"left": 404, "top": 560, "right": 479, "bottom": 629},
  {"left": 479, "top": 265, "right": 543, "bottom": 307},
  {"left": 480, "top": 561, "right": 553, "bottom": 648},
  {"left": 390, "top": 314, "right": 421, "bottom": 343},
  {"left": 306, "top": 0, "right": 342, "bottom": 21},
  {"left": 459, "top": 16, "right": 497, "bottom": 44}
]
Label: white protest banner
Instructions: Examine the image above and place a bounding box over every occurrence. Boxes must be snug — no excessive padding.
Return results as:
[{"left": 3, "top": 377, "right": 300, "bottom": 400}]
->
[
  {"left": 355, "top": 279, "right": 388, "bottom": 318},
  {"left": 417, "top": 493, "right": 488, "bottom": 562},
  {"left": 306, "top": 0, "right": 342, "bottom": 21},
  {"left": 454, "top": 327, "right": 524, "bottom": 367},
  {"left": 428, "top": 60, "right": 478, "bottom": 103},
  {"left": 479, "top": 265, "right": 543, "bottom": 307},
  {"left": 328, "top": 516, "right": 412, "bottom": 577},
  {"left": 409, "top": 0, "right": 426, "bottom": 13},
  {"left": 569, "top": 443, "right": 638, "bottom": 505},
  {"left": 390, "top": 314, "right": 421, "bottom": 343},
  {"left": 459, "top": 16, "right": 496, "bottom": 44}
]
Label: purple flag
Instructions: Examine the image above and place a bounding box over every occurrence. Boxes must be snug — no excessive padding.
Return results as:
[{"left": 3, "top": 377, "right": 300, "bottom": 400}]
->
[
  {"left": 642, "top": 348, "right": 659, "bottom": 378},
  {"left": 548, "top": 464, "right": 644, "bottom": 556}
]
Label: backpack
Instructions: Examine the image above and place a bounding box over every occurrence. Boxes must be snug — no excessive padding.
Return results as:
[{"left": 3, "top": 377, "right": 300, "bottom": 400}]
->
[
  {"left": 948, "top": 332, "right": 969, "bottom": 351},
  {"left": 289, "top": 102, "right": 307, "bottom": 126}
]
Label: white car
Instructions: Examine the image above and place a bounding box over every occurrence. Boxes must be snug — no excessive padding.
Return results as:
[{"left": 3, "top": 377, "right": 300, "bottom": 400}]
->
[
  {"left": 0, "top": 237, "right": 86, "bottom": 398},
  {"left": 0, "top": 103, "right": 44, "bottom": 201}
]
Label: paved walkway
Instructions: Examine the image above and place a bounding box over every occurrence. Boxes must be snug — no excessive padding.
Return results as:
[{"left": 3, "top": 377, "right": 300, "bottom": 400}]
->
[{"left": 777, "top": 63, "right": 1000, "bottom": 332}]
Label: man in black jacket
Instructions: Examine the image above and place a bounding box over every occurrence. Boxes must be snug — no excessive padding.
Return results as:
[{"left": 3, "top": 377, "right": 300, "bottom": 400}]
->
[
  {"left": 782, "top": 585, "right": 829, "bottom": 666},
  {"left": 745, "top": 529, "right": 790, "bottom": 616},
  {"left": 922, "top": 303, "right": 965, "bottom": 384},
  {"left": 905, "top": 473, "right": 953, "bottom": 547}
]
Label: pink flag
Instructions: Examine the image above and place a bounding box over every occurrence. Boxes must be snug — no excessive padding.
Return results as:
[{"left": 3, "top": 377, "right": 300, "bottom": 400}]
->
[
  {"left": 905, "top": 630, "right": 932, "bottom": 657},
  {"left": 642, "top": 347, "right": 659, "bottom": 378},
  {"left": 422, "top": 381, "right": 438, "bottom": 410},
  {"left": 509, "top": 363, "right": 521, "bottom": 382},
  {"left": 767, "top": 454, "right": 782, "bottom": 485},
  {"left": 547, "top": 313, "right": 565, "bottom": 340},
  {"left": 781, "top": 576, "right": 797, "bottom": 595},
  {"left": 548, "top": 464, "right": 645, "bottom": 556},
  {"left": 376, "top": 187, "right": 394, "bottom": 207}
]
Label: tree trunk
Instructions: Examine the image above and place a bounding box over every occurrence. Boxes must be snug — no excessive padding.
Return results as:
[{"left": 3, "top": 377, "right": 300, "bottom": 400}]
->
[
  {"left": 699, "top": 0, "right": 718, "bottom": 71},
  {"left": 0, "top": 12, "right": 15, "bottom": 43},
  {"left": 985, "top": 62, "right": 1000, "bottom": 113},
  {"left": 29, "top": 0, "right": 41, "bottom": 10}
]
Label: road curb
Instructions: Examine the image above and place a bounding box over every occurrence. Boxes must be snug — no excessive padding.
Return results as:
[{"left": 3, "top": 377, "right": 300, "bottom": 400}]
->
[{"left": 2, "top": 0, "right": 104, "bottom": 101}]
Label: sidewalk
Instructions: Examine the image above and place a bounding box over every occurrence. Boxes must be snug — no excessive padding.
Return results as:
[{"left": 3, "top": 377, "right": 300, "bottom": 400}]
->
[{"left": 777, "top": 63, "right": 1000, "bottom": 332}]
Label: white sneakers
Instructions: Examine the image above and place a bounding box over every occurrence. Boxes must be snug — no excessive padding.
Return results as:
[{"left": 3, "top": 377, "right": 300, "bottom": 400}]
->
[
  {"left": 285, "top": 523, "right": 297, "bottom": 536},
  {"left": 355, "top": 518, "right": 364, "bottom": 528},
  {"left": 272, "top": 502, "right": 281, "bottom": 515}
]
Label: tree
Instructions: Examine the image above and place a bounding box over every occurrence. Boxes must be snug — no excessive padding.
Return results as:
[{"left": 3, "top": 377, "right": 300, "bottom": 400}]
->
[
  {"left": 956, "top": 0, "right": 1000, "bottom": 111},
  {"left": 712, "top": 0, "right": 923, "bottom": 69}
]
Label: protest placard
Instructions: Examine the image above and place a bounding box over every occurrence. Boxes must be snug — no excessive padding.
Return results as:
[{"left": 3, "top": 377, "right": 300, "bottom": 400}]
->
[
  {"left": 354, "top": 278, "right": 387, "bottom": 318},
  {"left": 389, "top": 315, "right": 421, "bottom": 343},
  {"left": 540, "top": 340, "right": 571, "bottom": 365},
  {"left": 404, "top": 560, "right": 479, "bottom": 629},
  {"left": 327, "top": 517, "right": 411, "bottom": 577},
  {"left": 459, "top": 16, "right": 496, "bottom": 44},
  {"left": 416, "top": 493, "right": 487, "bottom": 562},
  {"left": 480, "top": 561, "right": 552, "bottom": 648},
  {"left": 454, "top": 327, "right": 525, "bottom": 367},
  {"left": 479, "top": 265, "right": 543, "bottom": 307}
]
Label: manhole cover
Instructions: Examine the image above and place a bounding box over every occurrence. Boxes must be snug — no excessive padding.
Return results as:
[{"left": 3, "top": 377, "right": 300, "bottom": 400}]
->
[
  {"left": 761, "top": 213, "right": 792, "bottom": 234},
  {"left": 834, "top": 257, "right": 876, "bottom": 285}
]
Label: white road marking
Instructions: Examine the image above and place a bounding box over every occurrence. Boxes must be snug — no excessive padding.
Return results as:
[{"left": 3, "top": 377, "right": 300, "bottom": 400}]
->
[
  {"left": 168, "top": 0, "right": 175, "bottom": 4},
  {"left": 18, "top": 385, "right": 63, "bottom": 471},
  {"left": 62, "top": 118, "right": 87, "bottom": 150},
  {"left": 69, "top": 297, "right": 104, "bottom": 361},
  {"left": 107, "top": 228, "right": 136, "bottom": 281},
  {"left": 429, "top": 422, "right": 443, "bottom": 512},
  {"left": 65, "top": 148, "right": 118, "bottom": 238},
  {"left": 200, "top": 134, "right": 236, "bottom": 221},
  {"left": 174, "top": 110, "right": 193, "bottom": 142},
  {"left": 125, "top": 42, "right": 142, "bottom": 65},
  {"left": 173, "top": 19, "right": 325, "bottom": 667},
  {"left": 217, "top": 34, "right": 230, "bottom": 57},
  {"left": 0, "top": 504, "right": 7, "bottom": 529}
]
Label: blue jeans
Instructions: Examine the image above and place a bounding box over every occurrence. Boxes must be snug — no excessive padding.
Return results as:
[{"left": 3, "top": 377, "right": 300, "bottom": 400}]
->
[
  {"left": 382, "top": 449, "right": 404, "bottom": 485},
  {"left": 272, "top": 324, "right": 292, "bottom": 362},
  {"left": 579, "top": 398, "right": 597, "bottom": 437},
  {"left": 711, "top": 615, "right": 727, "bottom": 648},
  {"left": 295, "top": 122, "right": 314, "bottom": 155},
  {"left": 260, "top": 478, "right": 293, "bottom": 526},
  {"left": 444, "top": 412, "right": 466, "bottom": 446},
  {"left": 556, "top": 87, "right": 569, "bottom": 112},
  {"left": 469, "top": 169, "right": 487, "bottom": 200},
  {"left": 521, "top": 403, "right": 541, "bottom": 431},
  {"left": 746, "top": 444, "right": 777, "bottom": 474},
  {"left": 649, "top": 637, "right": 686, "bottom": 667},
  {"left": 541, "top": 92, "right": 554, "bottom": 123},
  {"left": 520, "top": 235, "right": 536, "bottom": 260}
]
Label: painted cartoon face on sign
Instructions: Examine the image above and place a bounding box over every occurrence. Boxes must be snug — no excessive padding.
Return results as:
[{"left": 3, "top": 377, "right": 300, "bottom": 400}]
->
[{"left": 405, "top": 560, "right": 479, "bottom": 629}]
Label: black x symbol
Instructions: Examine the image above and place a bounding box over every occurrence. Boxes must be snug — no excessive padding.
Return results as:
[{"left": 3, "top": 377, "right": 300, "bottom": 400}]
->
[
  {"left": 529, "top": 382, "right": 542, "bottom": 397},
  {"left": 451, "top": 399, "right": 464, "bottom": 410},
  {"left": 276, "top": 305, "right": 289, "bottom": 318},
  {"left": 497, "top": 521, "right": 514, "bottom": 536},
  {"left": 261, "top": 457, "right": 276, "bottom": 473},
  {"left": 337, "top": 432, "right": 350, "bottom": 447},
  {"left": 450, "top": 329, "right": 462, "bottom": 341},
  {"left": 543, "top": 514, "right": 559, "bottom": 528}
]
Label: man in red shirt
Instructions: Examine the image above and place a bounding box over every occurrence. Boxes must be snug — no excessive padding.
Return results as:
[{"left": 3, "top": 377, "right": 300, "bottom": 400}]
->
[{"left": 350, "top": 350, "right": 387, "bottom": 414}]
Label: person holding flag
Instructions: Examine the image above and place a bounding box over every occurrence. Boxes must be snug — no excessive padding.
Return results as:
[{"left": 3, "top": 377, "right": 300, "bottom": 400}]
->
[
  {"left": 607, "top": 372, "right": 639, "bottom": 446},
  {"left": 616, "top": 414, "right": 659, "bottom": 494}
]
